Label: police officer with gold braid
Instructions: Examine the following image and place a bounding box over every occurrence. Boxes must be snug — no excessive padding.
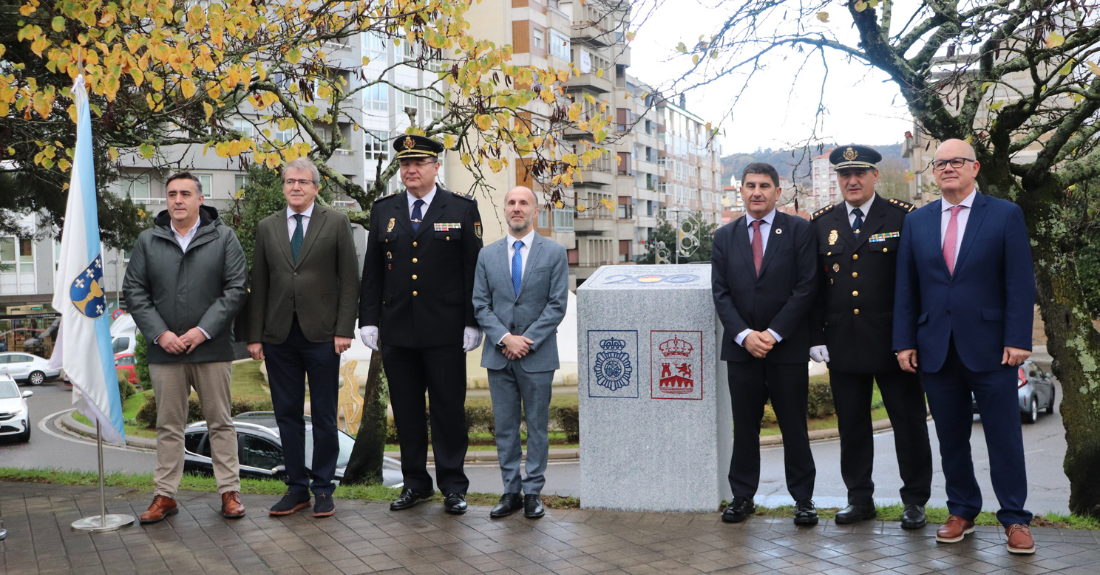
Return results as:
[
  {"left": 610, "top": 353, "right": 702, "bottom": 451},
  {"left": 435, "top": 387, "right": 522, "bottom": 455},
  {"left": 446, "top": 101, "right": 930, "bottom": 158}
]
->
[
  {"left": 359, "top": 135, "right": 484, "bottom": 515},
  {"left": 809, "top": 145, "right": 933, "bottom": 529}
]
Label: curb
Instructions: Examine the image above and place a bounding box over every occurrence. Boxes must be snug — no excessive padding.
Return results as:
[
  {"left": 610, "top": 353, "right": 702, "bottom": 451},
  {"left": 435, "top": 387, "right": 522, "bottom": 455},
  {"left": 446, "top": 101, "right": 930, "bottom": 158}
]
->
[
  {"left": 386, "top": 448, "right": 580, "bottom": 464},
  {"left": 60, "top": 410, "right": 157, "bottom": 450}
]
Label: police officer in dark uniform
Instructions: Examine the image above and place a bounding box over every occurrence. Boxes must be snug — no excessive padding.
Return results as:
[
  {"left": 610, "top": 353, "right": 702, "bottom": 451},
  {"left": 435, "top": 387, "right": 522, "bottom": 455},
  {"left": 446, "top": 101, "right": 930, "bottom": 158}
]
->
[
  {"left": 809, "top": 145, "right": 933, "bottom": 529},
  {"left": 359, "top": 135, "right": 484, "bottom": 515}
]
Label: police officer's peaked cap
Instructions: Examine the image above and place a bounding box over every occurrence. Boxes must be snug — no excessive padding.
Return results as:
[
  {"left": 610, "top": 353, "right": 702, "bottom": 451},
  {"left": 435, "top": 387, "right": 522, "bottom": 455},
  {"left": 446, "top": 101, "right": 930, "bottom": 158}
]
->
[
  {"left": 829, "top": 145, "right": 882, "bottom": 170},
  {"left": 393, "top": 134, "right": 445, "bottom": 159}
]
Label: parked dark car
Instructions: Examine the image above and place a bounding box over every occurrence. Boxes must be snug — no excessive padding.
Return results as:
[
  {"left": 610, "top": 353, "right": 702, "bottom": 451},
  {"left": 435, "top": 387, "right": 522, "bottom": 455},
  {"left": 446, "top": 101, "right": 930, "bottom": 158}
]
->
[
  {"left": 972, "top": 359, "right": 1056, "bottom": 424},
  {"left": 182, "top": 412, "right": 402, "bottom": 486}
]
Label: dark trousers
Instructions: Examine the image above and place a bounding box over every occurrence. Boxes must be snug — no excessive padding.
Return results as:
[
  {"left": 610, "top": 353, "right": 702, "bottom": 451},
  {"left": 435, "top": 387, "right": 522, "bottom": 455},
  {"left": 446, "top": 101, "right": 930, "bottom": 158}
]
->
[
  {"left": 923, "top": 339, "right": 1032, "bottom": 527},
  {"left": 728, "top": 360, "right": 815, "bottom": 501},
  {"left": 383, "top": 343, "right": 469, "bottom": 494},
  {"left": 830, "top": 369, "right": 933, "bottom": 506},
  {"left": 263, "top": 318, "right": 340, "bottom": 497}
]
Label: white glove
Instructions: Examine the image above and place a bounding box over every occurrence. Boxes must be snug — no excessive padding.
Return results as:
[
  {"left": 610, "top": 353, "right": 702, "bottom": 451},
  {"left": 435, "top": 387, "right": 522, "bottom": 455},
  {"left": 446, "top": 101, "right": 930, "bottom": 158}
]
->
[
  {"left": 809, "top": 345, "right": 830, "bottom": 363},
  {"left": 360, "top": 325, "right": 379, "bottom": 351},
  {"left": 463, "top": 326, "right": 484, "bottom": 352}
]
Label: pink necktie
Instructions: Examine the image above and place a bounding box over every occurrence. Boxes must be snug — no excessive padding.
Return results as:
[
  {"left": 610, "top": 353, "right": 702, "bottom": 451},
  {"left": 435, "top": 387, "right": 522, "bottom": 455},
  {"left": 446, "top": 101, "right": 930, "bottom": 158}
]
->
[
  {"left": 751, "top": 220, "right": 763, "bottom": 275},
  {"left": 943, "top": 205, "right": 964, "bottom": 274}
]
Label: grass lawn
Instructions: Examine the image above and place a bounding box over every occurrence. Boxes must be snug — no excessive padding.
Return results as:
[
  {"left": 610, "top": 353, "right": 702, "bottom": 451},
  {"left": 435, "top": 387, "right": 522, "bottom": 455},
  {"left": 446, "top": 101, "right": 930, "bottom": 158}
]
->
[
  {"left": 2, "top": 467, "right": 1096, "bottom": 529},
  {"left": 73, "top": 390, "right": 155, "bottom": 439}
]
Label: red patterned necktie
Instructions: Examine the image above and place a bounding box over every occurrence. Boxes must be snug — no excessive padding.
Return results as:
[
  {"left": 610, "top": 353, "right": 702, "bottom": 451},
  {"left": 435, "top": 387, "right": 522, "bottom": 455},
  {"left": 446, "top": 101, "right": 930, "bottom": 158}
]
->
[
  {"left": 943, "top": 205, "right": 964, "bottom": 274},
  {"left": 751, "top": 220, "right": 763, "bottom": 275}
]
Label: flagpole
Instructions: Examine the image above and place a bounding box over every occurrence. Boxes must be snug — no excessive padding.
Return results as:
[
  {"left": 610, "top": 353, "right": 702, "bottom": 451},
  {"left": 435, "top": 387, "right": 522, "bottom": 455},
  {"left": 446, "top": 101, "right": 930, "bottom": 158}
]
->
[{"left": 71, "top": 421, "right": 134, "bottom": 532}]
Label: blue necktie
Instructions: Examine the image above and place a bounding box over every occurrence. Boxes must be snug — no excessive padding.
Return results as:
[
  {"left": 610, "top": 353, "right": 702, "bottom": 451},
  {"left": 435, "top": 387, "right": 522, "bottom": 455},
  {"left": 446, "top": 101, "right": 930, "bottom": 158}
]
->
[
  {"left": 291, "top": 214, "right": 304, "bottom": 261},
  {"left": 512, "top": 240, "right": 523, "bottom": 296},
  {"left": 411, "top": 199, "right": 425, "bottom": 232},
  {"left": 851, "top": 207, "right": 864, "bottom": 240}
]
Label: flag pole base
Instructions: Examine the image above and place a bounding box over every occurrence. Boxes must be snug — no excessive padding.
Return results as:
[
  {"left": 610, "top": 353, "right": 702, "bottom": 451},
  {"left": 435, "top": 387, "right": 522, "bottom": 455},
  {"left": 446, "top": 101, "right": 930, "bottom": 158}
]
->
[{"left": 71, "top": 514, "right": 134, "bottom": 532}]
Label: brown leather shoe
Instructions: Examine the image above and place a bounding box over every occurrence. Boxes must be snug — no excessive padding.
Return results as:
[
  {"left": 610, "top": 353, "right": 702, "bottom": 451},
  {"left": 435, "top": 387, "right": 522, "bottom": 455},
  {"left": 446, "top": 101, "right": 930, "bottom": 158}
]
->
[
  {"left": 221, "top": 491, "right": 245, "bottom": 519},
  {"left": 139, "top": 495, "right": 178, "bottom": 524},
  {"left": 1006, "top": 524, "right": 1036, "bottom": 554},
  {"left": 935, "top": 515, "right": 975, "bottom": 543}
]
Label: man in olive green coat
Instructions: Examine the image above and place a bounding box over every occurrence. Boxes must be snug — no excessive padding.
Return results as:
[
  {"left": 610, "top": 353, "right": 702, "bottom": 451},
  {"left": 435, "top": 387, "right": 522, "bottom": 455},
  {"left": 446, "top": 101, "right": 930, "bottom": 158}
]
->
[
  {"left": 124, "top": 171, "right": 248, "bottom": 523},
  {"left": 247, "top": 157, "right": 360, "bottom": 518}
]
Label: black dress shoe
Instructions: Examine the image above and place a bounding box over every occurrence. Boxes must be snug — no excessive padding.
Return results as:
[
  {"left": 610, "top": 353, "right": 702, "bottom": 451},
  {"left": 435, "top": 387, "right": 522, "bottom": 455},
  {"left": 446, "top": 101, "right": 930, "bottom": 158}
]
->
[
  {"left": 721, "top": 496, "right": 756, "bottom": 523},
  {"left": 490, "top": 493, "right": 524, "bottom": 518},
  {"left": 901, "top": 504, "right": 927, "bottom": 529},
  {"left": 524, "top": 494, "right": 544, "bottom": 519},
  {"left": 835, "top": 503, "right": 877, "bottom": 525},
  {"left": 443, "top": 493, "right": 467, "bottom": 515},
  {"left": 793, "top": 500, "right": 819, "bottom": 526},
  {"left": 390, "top": 488, "right": 433, "bottom": 511}
]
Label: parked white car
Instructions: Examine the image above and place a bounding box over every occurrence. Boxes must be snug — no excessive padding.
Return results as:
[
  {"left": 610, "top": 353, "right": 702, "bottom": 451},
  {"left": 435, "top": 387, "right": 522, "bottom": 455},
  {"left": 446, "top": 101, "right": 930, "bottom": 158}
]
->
[
  {"left": 0, "top": 375, "right": 33, "bottom": 442},
  {"left": 0, "top": 352, "right": 62, "bottom": 386}
]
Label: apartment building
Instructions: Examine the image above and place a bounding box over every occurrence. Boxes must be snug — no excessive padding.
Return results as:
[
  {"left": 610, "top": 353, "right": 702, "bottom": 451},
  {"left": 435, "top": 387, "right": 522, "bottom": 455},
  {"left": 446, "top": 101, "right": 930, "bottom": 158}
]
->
[{"left": 809, "top": 151, "right": 839, "bottom": 212}]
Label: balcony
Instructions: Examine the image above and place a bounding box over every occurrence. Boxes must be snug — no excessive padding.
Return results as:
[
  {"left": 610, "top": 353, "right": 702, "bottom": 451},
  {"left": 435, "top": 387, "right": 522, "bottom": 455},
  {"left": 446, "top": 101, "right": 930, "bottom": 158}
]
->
[
  {"left": 571, "top": 4, "right": 617, "bottom": 47},
  {"left": 573, "top": 215, "right": 615, "bottom": 234},
  {"left": 578, "top": 169, "right": 614, "bottom": 186},
  {"left": 567, "top": 71, "right": 613, "bottom": 94},
  {"left": 326, "top": 148, "right": 361, "bottom": 175}
]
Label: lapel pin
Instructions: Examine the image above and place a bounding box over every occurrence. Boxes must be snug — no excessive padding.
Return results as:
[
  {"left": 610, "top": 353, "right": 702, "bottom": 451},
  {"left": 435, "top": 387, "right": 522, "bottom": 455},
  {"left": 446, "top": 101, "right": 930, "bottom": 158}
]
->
[{"left": 775, "top": 228, "right": 782, "bottom": 235}]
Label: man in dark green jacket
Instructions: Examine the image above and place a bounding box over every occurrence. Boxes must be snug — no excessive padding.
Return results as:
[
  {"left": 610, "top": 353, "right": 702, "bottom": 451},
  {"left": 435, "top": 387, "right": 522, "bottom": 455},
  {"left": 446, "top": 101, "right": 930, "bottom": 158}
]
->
[{"left": 123, "top": 172, "right": 248, "bottom": 523}]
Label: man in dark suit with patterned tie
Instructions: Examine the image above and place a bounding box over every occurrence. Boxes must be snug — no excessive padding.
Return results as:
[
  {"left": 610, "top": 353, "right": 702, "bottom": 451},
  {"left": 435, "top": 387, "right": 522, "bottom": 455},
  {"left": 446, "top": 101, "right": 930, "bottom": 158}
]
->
[
  {"left": 247, "top": 157, "right": 360, "bottom": 518},
  {"left": 711, "top": 162, "right": 819, "bottom": 526},
  {"left": 359, "top": 135, "right": 484, "bottom": 515}
]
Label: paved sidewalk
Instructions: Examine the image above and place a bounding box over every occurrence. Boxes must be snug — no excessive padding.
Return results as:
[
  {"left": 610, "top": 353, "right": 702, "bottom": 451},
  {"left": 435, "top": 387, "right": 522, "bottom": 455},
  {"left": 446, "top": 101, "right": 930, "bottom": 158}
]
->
[{"left": 2, "top": 482, "right": 1098, "bottom": 575}]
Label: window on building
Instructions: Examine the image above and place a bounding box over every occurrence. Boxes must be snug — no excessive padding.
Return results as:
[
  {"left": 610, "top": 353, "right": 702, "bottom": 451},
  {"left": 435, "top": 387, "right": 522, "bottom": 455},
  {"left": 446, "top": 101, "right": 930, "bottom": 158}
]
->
[
  {"left": 399, "top": 89, "right": 419, "bottom": 115},
  {"left": 533, "top": 28, "right": 545, "bottom": 50},
  {"left": 365, "top": 83, "right": 388, "bottom": 111},
  {"left": 232, "top": 118, "right": 254, "bottom": 139},
  {"left": 552, "top": 208, "right": 574, "bottom": 232},
  {"left": 549, "top": 30, "right": 570, "bottom": 61},
  {"left": 537, "top": 208, "right": 549, "bottom": 229},
  {"left": 274, "top": 128, "right": 295, "bottom": 143},
  {"left": 195, "top": 174, "right": 212, "bottom": 198},
  {"left": 234, "top": 174, "right": 249, "bottom": 196},
  {"left": 365, "top": 130, "right": 389, "bottom": 162},
  {"left": 124, "top": 176, "right": 150, "bottom": 199},
  {"left": 364, "top": 32, "right": 386, "bottom": 61},
  {"left": 424, "top": 96, "right": 445, "bottom": 123}
]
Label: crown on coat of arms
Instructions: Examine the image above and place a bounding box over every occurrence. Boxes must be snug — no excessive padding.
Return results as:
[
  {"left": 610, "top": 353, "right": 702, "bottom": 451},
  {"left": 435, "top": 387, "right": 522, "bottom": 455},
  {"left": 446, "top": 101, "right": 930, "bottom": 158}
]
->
[
  {"left": 599, "top": 337, "right": 626, "bottom": 352},
  {"left": 659, "top": 336, "right": 693, "bottom": 357}
]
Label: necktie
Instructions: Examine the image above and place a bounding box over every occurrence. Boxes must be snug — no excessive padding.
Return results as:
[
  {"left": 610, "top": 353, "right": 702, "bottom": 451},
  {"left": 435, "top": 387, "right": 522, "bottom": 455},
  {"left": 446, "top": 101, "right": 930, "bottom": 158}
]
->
[
  {"left": 411, "top": 199, "right": 425, "bottom": 232},
  {"left": 291, "top": 214, "right": 304, "bottom": 261},
  {"left": 512, "top": 240, "right": 524, "bottom": 296},
  {"left": 750, "top": 220, "right": 763, "bottom": 275},
  {"left": 943, "top": 205, "right": 964, "bottom": 275},
  {"left": 851, "top": 207, "right": 864, "bottom": 240}
]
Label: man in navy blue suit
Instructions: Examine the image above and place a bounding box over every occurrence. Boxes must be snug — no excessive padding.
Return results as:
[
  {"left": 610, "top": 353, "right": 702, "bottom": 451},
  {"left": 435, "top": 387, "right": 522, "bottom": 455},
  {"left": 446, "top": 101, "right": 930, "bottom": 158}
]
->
[{"left": 893, "top": 139, "right": 1036, "bottom": 555}]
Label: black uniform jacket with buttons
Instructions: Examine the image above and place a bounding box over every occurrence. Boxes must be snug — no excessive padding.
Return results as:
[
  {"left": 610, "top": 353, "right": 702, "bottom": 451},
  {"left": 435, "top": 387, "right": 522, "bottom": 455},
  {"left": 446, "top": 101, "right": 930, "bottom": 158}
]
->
[
  {"left": 359, "top": 186, "right": 483, "bottom": 348},
  {"left": 810, "top": 194, "right": 915, "bottom": 373}
]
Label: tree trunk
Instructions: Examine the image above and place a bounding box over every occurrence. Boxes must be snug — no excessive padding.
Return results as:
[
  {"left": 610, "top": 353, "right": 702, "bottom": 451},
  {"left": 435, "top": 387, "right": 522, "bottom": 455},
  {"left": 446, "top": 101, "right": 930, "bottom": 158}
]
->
[
  {"left": 341, "top": 351, "right": 388, "bottom": 485},
  {"left": 1032, "top": 247, "right": 1100, "bottom": 518}
]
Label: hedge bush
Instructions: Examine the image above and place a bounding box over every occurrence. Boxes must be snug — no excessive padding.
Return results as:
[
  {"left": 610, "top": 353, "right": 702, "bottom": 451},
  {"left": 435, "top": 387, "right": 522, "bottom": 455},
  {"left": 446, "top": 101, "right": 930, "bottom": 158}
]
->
[
  {"left": 117, "top": 369, "right": 135, "bottom": 402},
  {"left": 384, "top": 393, "right": 581, "bottom": 445},
  {"left": 135, "top": 393, "right": 274, "bottom": 429}
]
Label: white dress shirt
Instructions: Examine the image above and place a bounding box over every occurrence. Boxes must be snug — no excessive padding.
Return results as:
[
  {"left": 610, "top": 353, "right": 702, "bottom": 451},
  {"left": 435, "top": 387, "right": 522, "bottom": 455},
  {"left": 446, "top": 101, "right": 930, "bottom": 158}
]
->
[
  {"left": 846, "top": 193, "right": 875, "bottom": 230},
  {"left": 941, "top": 189, "right": 977, "bottom": 263},
  {"left": 744, "top": 208, "right": 777, "bottom": 252},
  {"left": 171, "top": 218, "right": 201, "bottom": 253},
  {"left": 286, "top": 202, "right": 315, "bottom": 239},
  {"left": 507, "top": 229, "right": 535, "bottom": 281},
  {"left": 498, "top": 230, "right": 536, "bottom": 345},
  {"left": 408, "top": 186, "right": 437, "bottom": 220},
  {"left": 736, "top": 208, "right": 782, "bottom": 347}
]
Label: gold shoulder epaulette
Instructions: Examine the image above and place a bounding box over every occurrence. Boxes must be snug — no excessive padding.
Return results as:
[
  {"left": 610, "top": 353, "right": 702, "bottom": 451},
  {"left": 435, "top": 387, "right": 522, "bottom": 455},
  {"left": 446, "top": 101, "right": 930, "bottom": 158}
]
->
[
  {"left": 811, "top": 204, "right": 836, "bottom": 220},
  {"left": 886, "top": 198, "right": 916, "bottom": 212}
]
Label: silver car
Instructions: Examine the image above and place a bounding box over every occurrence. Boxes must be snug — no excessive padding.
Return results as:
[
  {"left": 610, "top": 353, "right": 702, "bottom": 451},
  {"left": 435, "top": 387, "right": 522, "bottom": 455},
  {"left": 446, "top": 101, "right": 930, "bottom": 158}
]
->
[
  {"left": 0, "top": 352, "right": 62, "bottom": 386},
  {"left": 0, "top": 375, "right": 33, "bottom": 442}
]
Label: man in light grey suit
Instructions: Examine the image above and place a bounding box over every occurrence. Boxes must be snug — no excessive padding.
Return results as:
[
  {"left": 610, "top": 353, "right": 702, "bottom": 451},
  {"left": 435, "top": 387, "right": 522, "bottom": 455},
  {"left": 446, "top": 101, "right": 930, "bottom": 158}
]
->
[{"left": 473, "top": 186, "right": 569, "bottom": 519}]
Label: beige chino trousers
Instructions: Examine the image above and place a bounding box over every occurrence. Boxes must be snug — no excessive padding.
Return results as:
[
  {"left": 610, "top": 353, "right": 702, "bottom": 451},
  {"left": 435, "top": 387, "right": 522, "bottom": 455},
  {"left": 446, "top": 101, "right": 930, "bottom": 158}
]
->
[{"left": 149, "top": 362, "right": 240, "bottom": 497}]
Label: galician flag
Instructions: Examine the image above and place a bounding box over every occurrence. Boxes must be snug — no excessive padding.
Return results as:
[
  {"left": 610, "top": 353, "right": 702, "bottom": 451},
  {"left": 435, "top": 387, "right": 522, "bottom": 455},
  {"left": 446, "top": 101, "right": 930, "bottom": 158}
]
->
[{"left": 47, "top": 74, "right": 126, "bottom": 444}]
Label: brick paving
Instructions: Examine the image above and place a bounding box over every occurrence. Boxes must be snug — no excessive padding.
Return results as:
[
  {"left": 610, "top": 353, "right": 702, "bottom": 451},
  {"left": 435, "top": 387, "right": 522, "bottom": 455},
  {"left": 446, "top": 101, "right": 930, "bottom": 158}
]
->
[{"left": 2, "top": 482, "right": 1099, "bottom": 575}]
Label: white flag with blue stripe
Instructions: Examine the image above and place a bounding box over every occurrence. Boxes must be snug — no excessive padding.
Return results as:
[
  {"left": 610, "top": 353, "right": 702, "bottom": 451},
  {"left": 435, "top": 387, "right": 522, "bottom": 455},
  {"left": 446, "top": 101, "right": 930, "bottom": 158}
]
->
[{"left": 48, "top": 74, "right": 125, "bottom": 444}]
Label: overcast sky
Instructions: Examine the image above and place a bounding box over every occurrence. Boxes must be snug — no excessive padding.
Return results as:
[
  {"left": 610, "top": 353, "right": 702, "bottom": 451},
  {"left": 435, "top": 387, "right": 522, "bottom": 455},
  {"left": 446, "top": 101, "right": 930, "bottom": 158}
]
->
[{"left": 627, "top": 1, "right": 920, "bottom": 154}]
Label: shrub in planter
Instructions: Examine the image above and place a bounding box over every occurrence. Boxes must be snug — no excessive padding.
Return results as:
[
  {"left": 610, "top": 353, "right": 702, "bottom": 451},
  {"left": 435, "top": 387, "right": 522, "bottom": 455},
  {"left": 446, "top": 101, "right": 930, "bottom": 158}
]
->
[
  {"left": 807, "top": 376, "right": 836, "bottom": 419},
  {"left": 135, "top": 393, "right": 273, "bottom": 429},
  {"left": 117, "top": 369, "right": 135, "bottom": 401}
]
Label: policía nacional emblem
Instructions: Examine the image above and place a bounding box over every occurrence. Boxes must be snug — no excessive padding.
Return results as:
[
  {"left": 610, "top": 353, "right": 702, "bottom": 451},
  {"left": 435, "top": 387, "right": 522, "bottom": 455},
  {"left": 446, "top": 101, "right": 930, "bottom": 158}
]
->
[
  {"left": 594, "top": 337, "right": 632, "bottom": 392},
  {"left": 828, "top": 229, "right": 838, "bottom": 245},
  {"left": 403, "top": 136, "right": 415, "bottom": 149},
  {"left": 843, "top": 146, "right": 858, "bottom": 161},
  {"left": 70, "top": 255, "right": 107, "bottom": 318},
  {"left": 386, "top": 218, "right": 395, "bottom": 233}
]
